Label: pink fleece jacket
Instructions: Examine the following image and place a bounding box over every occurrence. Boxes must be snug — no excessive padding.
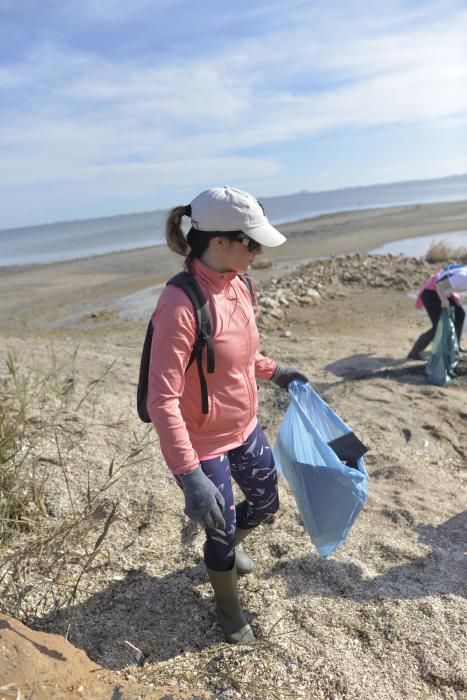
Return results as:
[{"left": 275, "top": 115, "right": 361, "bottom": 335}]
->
[{"left": 147, "top": 258, "right": 278, "bottom": 475}]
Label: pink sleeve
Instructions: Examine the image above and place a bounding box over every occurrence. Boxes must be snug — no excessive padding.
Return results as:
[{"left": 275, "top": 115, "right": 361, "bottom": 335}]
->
[
  {"left": 147, "top": 286, "right": 200, "bottom": 475},
  {"left": 255, "top": 351, "right": 278, "bottom": 380}
]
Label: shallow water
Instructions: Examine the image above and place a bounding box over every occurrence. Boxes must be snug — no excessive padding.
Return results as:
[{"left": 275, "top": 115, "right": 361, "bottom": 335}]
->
[
  {"left": 369, "top": 230, "right": 467, "bottom": 257},
  {"left": 2, "top": 174, "right": 467, "bottom": 266}
]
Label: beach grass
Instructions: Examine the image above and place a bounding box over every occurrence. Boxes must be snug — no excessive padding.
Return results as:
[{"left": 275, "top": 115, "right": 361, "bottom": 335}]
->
[
  {"left": 0, "top": 349, "right": 154, "bottom": 621},
  {"left": 425, "top": 241, "right": 467, "bottom": 263},
  {"left": 1, "top": 352, "right": 37, "bottom": 543}
]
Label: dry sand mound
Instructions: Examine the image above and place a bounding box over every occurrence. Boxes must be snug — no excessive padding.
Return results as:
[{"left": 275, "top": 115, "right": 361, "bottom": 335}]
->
[{"left": 0, "top": 613, "right": 197, "bottom": 699}]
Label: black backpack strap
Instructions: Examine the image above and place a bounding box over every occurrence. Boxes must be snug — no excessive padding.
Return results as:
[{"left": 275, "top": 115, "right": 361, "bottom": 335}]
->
[
  {"left": 238, "top": 273, "right": 255, "bottom": 304},
  {"left": 137, "top": 319, "right": 154, "bottom": 422},
  {"left": 167, "top": 271, "right": 214, "bottom": 414}
]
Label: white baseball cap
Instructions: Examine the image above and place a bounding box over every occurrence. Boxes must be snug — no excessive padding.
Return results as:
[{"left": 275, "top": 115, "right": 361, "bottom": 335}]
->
[{"left": 190, "top": 186, "right": 286, "bottom": 247}]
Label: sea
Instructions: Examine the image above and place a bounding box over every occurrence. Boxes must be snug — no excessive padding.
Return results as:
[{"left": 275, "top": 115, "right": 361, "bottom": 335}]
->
[{"left": 1, "top": 174, "right": 466, "bottom": 267}]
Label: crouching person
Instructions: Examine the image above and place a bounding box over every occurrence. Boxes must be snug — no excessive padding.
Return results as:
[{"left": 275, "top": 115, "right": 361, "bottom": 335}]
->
[{"left": 146, "top": 187, "right": 307, "bottom": 643}]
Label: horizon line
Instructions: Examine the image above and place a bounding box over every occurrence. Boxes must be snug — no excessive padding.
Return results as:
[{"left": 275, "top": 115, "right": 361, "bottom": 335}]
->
[{"left": 1, "top": 171, "right": 466, "bottom": 234}]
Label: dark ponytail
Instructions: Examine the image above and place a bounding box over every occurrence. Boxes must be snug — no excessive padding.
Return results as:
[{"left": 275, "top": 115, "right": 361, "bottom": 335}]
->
[
  {"left": 165, "top": 203, "right": 211, "bottom": 270},
  {"left": 166, "top": 205, "right": 191, "bottom": 256}
]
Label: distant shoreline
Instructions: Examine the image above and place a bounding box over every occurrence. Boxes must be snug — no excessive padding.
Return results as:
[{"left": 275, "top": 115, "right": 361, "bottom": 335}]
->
[
  {"left": 3, "top": 199, "right": 467, "bottom": 272},
  {"left": 2, "top": 170, "right": 467, "bottom": 236}
]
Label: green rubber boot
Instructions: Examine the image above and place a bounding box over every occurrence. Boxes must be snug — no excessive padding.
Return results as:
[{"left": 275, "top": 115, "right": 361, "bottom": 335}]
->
[
  {"left": 235, "top": 527, "right": 255, "bottom": 576},
  {"left": 206, "top": 564, "right": 256, "bottom": 644}
]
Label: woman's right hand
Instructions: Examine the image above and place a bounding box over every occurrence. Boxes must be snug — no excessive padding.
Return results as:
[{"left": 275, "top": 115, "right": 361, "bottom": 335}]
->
[{"left": 178, "top": 467, "right": 226, "bottom": 530}]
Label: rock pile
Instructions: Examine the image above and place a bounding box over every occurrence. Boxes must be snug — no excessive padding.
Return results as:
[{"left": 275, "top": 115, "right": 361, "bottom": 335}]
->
[{"left": 256, "top": 253, "right": 435, "bottom": 326}]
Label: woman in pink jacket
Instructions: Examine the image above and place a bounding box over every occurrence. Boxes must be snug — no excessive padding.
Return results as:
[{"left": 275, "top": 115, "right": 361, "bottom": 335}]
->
[
  {"left": 408, "top": 265, "right": 466, "bottom": 360},
  {"left": 147, "top": 187, "right": 307, "bottom": 644}
]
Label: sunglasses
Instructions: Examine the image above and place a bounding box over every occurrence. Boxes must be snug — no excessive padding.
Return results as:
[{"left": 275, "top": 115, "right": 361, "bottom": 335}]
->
[
  {"left": 221, "top": 232, "right": 262, "bottom": 253},
  {"left": 190, "top": 227, "right": 262, "bottom": 253}
]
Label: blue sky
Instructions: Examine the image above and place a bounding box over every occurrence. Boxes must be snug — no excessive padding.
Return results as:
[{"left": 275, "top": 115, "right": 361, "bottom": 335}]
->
[{"left": 1, "top": 0, "right": 467, "bottom": 228}]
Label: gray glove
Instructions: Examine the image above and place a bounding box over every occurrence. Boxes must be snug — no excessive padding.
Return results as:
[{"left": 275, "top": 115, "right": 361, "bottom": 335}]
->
[
  {"left": 271, "top": 363, "right": 309, "bottom": 390},
  {"left": 178, "top": 467, "right": 226, "bottom": 530}
]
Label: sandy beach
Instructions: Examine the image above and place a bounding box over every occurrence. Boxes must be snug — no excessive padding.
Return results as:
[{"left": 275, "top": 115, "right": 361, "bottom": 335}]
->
[{"left": 0, "top": 201, "right": 466, "bottom": 699}]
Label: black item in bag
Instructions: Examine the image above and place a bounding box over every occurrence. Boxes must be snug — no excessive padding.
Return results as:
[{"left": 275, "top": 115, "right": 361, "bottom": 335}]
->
[{"left": 327, "top": 432, "right": 369, "bottom": 470}]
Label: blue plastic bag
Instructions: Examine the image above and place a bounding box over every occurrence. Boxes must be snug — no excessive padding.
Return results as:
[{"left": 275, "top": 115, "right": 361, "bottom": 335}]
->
[
  {"left": 425, "top": 308, "right": 459, "bottom": 387},
  {"left": 273, "top": 381, "right": 368, "bottom": 557}
]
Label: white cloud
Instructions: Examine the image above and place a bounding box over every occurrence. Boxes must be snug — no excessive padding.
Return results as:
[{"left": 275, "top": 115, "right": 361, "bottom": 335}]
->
[
  {"left": 64, "top": 65, "right": 251, "bottom": 126},
  {"left": 1, "top": 1, "right": 467, "bottom": 225}
]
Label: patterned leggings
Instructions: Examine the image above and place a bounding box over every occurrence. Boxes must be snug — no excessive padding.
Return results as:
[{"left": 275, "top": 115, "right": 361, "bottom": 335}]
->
[{"left": 200, "top": 423, "right": 279, "bottom": 571}]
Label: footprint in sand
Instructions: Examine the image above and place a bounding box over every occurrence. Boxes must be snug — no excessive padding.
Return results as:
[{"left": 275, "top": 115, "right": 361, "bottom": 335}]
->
[
  {"left": 380, "top": 507, "right": 416, "bottom": 526},
  {"left": 402, "top": 428, "right": 412, "bottom": 443},
  {"left": 422, "top": 424, "right": 444, "bottom": 440}
]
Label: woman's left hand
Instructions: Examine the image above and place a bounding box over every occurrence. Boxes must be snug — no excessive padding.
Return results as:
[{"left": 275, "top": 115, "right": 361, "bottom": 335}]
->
[{"left": 271, "top": 363, "right": 309, "bottom": 390}]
